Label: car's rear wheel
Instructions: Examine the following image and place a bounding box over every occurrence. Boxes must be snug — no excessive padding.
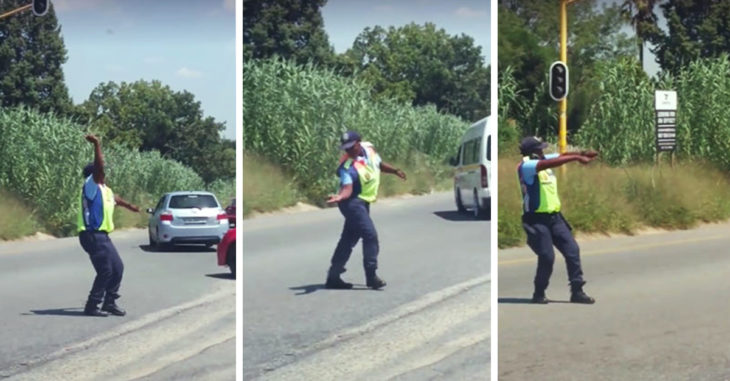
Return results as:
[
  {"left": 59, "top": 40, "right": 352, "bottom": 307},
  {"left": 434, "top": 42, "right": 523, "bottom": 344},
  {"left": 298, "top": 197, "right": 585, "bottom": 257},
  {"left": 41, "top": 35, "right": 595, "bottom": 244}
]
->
[
  {"left": 226, "top": 244, "right": 236, "bottom": 278},
  {"left": 455, "top": 187, "right": 466, "bottom": 213}
]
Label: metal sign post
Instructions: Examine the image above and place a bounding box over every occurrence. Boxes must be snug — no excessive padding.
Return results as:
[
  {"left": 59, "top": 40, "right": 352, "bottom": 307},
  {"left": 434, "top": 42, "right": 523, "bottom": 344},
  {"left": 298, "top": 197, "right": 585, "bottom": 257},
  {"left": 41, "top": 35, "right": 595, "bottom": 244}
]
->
[{"left": 655, "top": 90, "right": 678, "bottom": 165}]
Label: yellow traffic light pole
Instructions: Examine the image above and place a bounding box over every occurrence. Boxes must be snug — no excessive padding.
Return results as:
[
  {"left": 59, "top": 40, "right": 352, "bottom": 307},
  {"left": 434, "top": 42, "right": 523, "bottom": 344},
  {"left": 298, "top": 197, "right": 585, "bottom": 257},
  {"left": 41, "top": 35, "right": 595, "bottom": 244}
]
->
[
  {"left": 0, "top": 4, "right": 31, "bottom": 20},
  {"left": 558, "top": 0, "right": 581, "bottom": 155},
  {"left": 559, "top": 0, "right": 569, "bottom": 154}
]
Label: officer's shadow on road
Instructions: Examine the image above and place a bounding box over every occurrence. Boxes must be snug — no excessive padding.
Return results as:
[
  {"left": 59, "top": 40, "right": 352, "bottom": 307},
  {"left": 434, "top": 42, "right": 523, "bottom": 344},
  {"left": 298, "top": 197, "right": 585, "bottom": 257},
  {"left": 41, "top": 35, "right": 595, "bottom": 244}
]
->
[
  {"left": 138, "top": 244, "right": 216, "bottom": 253},
  {"left": 22, "top": 308, "right": 87, "bottom": 317},
  {"left": 289, "top": 284, "right": 370, "bottom": 295},
  {"left": 498, "top": 297, "right": 571, "bottom": 304},
  {"left": 433, "top": 211, "right": 490, "bottom": 222}
]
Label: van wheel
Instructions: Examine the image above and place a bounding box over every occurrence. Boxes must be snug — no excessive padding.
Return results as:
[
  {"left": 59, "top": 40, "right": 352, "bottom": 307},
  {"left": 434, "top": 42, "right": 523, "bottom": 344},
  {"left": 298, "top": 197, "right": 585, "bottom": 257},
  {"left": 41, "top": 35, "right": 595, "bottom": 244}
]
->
[
  {"left": 455, "top": 188, "right": 466, "bottom": 213},
  {"left": 227, "top": 245, "right": 236, "bottom": 278},
  {"left": 473, "top": 190, "right": 484, "bottom": 219}
]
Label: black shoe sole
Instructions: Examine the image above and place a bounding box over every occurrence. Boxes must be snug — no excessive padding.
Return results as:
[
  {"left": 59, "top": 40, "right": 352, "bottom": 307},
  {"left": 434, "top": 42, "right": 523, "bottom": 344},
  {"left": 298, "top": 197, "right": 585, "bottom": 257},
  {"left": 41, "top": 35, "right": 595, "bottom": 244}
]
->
[
  {"left": 325, "top": 284, "right": 353, "bottom": 289},
  {"left": 570, "top": 299, "right": 595, "bottom": 304},
  {"left": 570, "top": 296, "right": 595, "bottom": 304},
  {"left": 101, "top": 306, "right": 127, "bottom": 316},
  {"left": 84, "top": 310, "right": 109, "bottom": 317},
  {"left": 102, "top": 309, "right": 126, "bottom": 316},
  {"left": 325, "top": 281, "right": 353, "bottom": 289},
  {"left": 531, "top": 298, "right": 548, "bottom": 304},
  {"left": 367, "top": 282, "right": 386, "bottom": 290}
]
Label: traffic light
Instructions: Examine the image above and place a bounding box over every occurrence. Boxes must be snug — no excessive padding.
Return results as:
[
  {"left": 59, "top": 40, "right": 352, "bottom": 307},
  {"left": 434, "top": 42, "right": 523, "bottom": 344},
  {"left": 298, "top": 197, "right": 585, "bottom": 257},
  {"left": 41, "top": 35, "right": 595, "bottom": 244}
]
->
[
  {"left": 549, "top": 61, "right": 569, "bottom": 101},
  {"left": 32, "top": 0, "right": 49, "bottom": 16}
]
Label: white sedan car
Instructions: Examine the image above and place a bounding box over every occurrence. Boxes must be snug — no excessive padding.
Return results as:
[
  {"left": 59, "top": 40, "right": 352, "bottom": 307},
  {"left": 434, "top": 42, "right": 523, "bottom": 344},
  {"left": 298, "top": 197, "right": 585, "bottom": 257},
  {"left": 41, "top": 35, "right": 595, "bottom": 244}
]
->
[{"left": 147, "top": 191, "right": 229, "bottom": 250}]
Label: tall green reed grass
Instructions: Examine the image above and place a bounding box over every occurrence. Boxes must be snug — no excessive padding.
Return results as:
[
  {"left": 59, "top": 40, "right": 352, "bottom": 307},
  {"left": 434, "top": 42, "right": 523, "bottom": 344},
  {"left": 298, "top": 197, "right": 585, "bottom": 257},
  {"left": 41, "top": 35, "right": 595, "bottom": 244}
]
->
[
  {"left": 243, "top": 58, "right": 470, "bottom": 202},
  {"left": 0, "top": 107, "right": 228, "bottom": 236}
]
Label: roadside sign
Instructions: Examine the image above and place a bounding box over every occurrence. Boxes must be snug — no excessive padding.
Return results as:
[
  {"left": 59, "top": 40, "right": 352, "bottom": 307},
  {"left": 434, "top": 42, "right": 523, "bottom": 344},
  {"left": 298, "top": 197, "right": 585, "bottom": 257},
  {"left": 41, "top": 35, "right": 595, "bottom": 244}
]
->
[{"left": 655, "top": 90, "right": 677, "bottom": 152}]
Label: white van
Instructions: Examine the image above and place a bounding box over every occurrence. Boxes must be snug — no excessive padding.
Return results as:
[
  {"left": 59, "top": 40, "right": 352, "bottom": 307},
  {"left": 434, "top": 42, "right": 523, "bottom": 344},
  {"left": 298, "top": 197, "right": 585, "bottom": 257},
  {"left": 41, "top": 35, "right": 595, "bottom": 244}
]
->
[{"left": 453, "top": 116, "right": 491, "bottom": 218}]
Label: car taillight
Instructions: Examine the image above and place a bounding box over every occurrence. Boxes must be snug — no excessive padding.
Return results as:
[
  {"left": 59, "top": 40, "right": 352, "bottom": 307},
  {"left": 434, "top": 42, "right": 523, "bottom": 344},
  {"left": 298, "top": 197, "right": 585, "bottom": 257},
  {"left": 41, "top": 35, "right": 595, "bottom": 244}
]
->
[
  {"left": 481, "top": 165, "right": 488, "bottom": 188},
  {"left": 217, "top": 213, "right": 228, "bottom": 221},
  {"left": 160, "top": 213, "right": 173, "bottom": 222}
]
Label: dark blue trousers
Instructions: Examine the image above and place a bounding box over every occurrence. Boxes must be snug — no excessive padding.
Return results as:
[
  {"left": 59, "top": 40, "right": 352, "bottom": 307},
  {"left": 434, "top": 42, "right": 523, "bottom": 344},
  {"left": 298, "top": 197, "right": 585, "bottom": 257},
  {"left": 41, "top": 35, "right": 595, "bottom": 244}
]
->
[
  {"left": 329, "top": 198, "right": 379, "bottom": 277},
  {"left": 522, "top": 212, "right": 584, "bottom": 292},
  {"left": 79, "top": 230, "right": 124, "bottom": 305}
]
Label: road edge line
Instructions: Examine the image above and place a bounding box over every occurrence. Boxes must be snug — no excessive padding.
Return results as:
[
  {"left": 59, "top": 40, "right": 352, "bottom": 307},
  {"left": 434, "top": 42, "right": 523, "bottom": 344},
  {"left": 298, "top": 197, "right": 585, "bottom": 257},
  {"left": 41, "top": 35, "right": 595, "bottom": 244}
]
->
[
  {"left": 2, "top": 285, "right": 234, "bottom": 378},
  {"left": 252, "top": 274, "right": 490, "bottom": 378}
]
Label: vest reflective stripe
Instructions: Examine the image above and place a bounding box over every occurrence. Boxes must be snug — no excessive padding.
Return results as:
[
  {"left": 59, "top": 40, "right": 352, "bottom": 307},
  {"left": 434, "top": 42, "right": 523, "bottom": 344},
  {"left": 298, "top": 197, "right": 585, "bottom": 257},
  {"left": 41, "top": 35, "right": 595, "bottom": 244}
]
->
[
  {"left": 77, "top": 184, "right": 116, "bottom": 233},
  {"left": 521, "top": 156, "right": 561, "bottom": 213},
  {"left": 340, "top": 144, "right": 380, "bottom": 203}
]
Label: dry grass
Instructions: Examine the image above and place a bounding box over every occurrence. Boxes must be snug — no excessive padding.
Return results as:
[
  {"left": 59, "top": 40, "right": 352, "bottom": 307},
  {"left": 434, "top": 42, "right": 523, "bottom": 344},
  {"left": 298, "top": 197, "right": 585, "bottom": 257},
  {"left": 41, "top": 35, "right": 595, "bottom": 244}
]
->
[{"left": 498, "top": 155, "right": 730, "bottom": 248}]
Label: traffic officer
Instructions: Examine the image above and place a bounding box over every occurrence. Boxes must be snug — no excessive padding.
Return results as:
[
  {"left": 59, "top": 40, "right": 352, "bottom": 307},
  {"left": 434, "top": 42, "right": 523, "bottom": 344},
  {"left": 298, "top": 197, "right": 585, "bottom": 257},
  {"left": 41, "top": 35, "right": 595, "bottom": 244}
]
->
[
  {"left": 78, "top": 134, "right": 140, "bottom": 317},
  {"left": 517, "top": 136, "right": 597, "bottom": 304},
  {"left": 325, "top": 131, "right": 406, "bottom": 290}
]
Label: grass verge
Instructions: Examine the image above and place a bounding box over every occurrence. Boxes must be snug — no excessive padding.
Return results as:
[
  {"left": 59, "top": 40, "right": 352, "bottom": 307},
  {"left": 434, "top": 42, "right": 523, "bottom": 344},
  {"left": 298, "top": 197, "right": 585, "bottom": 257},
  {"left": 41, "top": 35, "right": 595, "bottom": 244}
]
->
[
  {"left": 0, "top": 190, "right": 41, "bottom": 240},
  {"left": 498, "top": 155, "right": 730, "bottom": 248},
  {"left": 243, "top": 152, "right": 453, "bottom": 217}
]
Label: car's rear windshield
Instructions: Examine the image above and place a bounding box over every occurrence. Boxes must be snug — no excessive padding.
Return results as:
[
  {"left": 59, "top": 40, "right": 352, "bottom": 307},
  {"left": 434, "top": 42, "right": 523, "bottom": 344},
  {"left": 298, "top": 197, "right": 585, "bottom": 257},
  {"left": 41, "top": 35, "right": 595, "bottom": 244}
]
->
[{"left": 168, "top": 194, "right": 219, "bottom": 209}]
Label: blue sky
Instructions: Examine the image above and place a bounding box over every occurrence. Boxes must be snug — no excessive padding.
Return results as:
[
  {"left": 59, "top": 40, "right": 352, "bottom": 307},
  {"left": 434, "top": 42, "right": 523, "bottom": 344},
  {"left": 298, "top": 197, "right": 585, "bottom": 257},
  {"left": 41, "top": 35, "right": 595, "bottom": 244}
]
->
[
  {"left": 321, "top": 0, "right": 490, "bottom": 63},
  {"left": 54, "top": 0, "right": 236, "bottom": 140}
]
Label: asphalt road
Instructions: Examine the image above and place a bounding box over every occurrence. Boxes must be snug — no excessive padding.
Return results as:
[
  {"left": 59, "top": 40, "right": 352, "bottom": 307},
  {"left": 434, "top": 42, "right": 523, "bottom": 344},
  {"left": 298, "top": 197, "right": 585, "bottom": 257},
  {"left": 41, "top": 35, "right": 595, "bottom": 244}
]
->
[
  {"left": 499, "top": 222, "right": 730, "bottom": 380},
  {"left": 0, "top": 229, "right": 235, "bottom": 380},
  {"left": 242, "top": 192, "right": 491, "bottom": 380}
]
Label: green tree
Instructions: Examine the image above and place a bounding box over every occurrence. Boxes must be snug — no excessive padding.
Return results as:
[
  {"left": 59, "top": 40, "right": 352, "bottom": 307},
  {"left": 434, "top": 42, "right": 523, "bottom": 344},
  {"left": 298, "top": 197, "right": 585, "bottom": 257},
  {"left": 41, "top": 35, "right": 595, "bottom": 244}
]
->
[
  {"left": 78, "top": 80, "right": 234, "bottom": 183},
  {"left": 0, "top": 1, "right": 72, "bottom": 114},
  {"left": 342, "top": 23, "right": 489, "bottom": 122},
  {"left": 646, "top": 0, "right": 730, "bottom": 75},
  {"left": 243, "top": 0, "right": 335, "bottom": 66},
  {"left": 620, "top": 0, "right": 659, "bottom": 69},
  {"left": 497, "top": 0, "right": 634, "bottom": 138}
]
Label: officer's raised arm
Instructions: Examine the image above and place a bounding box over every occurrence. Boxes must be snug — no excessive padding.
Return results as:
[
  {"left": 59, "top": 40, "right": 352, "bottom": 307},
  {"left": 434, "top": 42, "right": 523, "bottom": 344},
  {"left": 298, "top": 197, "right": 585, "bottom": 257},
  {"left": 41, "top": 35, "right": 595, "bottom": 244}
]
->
[{"left": 85, "top": 134, "right": 105, "bottom": 184}]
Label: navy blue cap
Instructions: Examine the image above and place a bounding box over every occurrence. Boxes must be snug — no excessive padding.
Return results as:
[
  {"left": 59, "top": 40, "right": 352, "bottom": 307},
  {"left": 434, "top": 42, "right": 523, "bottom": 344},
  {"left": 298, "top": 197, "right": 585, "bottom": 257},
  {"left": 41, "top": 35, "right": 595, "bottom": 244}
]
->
[
  {"left": 519, "top": 136, "right": 548, "bottom": 155},
  {"left": 339, "top": 130, "right": 361, "bottom": 150}
]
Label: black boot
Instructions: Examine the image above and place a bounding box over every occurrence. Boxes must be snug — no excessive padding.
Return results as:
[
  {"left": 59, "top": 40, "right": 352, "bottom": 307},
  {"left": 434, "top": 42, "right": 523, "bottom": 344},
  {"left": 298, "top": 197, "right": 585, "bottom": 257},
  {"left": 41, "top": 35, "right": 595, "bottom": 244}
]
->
[
  {"left": 531, "top": 290, "right": 548, "bottom": 304},
  {"left": 325, "top": 274, "right": 353, "bottom": 289},
  {"left": 102, "top": 302, "right": 127, "bottom": 316},
  {"left": 570, "top": 281, "right": 595, "bottom": 304},
  {"left": 84, "top": 301, "right": 109, "bottom": 317},
  {"left": 365, "top": 269, "right": 386, "bottom": 290}
]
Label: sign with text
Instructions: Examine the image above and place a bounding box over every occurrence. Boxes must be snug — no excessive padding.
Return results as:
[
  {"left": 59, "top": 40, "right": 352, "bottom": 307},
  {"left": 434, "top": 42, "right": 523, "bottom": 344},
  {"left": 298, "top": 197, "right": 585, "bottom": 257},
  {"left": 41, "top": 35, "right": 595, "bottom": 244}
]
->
[{"left": 655, "top": 90, "right": 677, "bottom": 152}]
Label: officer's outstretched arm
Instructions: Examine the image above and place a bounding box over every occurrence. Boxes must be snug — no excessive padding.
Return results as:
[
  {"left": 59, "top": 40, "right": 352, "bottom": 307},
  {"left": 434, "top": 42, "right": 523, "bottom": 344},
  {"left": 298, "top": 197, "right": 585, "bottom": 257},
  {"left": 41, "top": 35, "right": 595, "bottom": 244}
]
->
[
  {"left": 114, "top": 195, "right": 141, "bottom": 213},
  {"left": 536, "top": 155, "right": 595, "bottom": 171},
  {"left": 560, "top": 150, "right": 599, "bottom": 159},
  {"left": 327, "top": 184, "right": 353, "bottom": 204},
  {"left": 380, "top": 162, "right": 406, "bottom": 180}
]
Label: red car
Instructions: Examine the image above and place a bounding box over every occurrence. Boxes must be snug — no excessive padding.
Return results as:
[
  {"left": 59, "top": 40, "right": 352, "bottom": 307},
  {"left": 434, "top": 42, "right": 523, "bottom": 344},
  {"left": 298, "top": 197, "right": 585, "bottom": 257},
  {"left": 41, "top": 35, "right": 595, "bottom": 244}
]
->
[{"left": 217, "top": 228, "right": 236, "bottom": 277}]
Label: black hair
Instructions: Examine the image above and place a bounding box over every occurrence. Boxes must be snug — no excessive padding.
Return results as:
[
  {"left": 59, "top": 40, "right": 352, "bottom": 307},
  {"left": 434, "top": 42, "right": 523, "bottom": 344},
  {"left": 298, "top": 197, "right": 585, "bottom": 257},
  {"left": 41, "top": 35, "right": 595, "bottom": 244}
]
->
[{"left": 82, "top": 162, "right": 94, "bottom": 178}]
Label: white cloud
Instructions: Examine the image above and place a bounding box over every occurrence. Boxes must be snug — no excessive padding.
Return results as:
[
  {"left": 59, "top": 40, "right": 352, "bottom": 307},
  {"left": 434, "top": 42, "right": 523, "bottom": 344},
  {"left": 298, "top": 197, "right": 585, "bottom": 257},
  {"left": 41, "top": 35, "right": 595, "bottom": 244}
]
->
[
  {"left": 223, "top": 0, "right": 235, "bottom": 11},
  {"left": 454, "top": 7, "right": 487, "bottom": 19},
  {"left": 176, "top": 67, "right": 203, "bottom": 78}
]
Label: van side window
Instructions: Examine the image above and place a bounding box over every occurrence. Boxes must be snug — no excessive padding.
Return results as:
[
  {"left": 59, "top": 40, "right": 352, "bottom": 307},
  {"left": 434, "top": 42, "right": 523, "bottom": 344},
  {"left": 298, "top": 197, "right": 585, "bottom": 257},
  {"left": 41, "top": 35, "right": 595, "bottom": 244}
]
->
[
  {"left": 462, "top": 140, "right": 473, "bottom": 165},
  {"left": 463, "top": 138, "right": 480, "bottom": 165}
]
